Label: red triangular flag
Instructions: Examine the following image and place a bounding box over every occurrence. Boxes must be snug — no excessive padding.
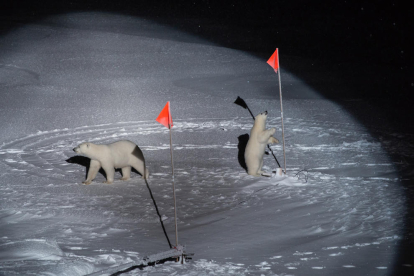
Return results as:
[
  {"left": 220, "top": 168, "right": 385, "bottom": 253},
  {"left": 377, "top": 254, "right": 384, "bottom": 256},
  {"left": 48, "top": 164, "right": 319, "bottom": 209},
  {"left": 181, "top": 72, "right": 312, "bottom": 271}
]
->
[
  {"left": 267, "top": 48, "right": 279, "bottom": 73},
  {"left": 156, "top": 101, "right": 173, "bottom": 128}
]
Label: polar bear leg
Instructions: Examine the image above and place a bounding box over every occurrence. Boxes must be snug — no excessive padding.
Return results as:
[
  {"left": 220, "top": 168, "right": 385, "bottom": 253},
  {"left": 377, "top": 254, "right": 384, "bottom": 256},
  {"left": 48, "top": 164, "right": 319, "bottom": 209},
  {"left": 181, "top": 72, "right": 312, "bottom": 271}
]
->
[
  {"left": 268, "top": 136, "right": 279, "bottom": 144},
  {"left": 258, "top": 128, "right": 276, "bottom": 143},
  {"left": 131, "top": 160, "right": 148, "bottom": 180},
  {"left": 258, "top": 158, "right": 264, "bottom": 174},
  {"left": 84, "top": 159, "right": 101, "bottom": 185},
  {"left": 121, "top": 166, "right": 131, "bottom": 181},
  {"left": 102, "top": 164, "right": 115, "bottom": 184},
  {"left": 143, "top": 167, "right": 149, "bottom": 179},
  {"left": 247, "top": 160, "right": 262, "bottom": 177}
]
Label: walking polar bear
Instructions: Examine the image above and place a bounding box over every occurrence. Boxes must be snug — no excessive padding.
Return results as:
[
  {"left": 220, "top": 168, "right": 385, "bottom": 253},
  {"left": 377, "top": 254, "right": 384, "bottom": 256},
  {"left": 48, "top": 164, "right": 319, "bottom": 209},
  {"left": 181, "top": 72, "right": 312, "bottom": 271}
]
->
[
  {"left": 244, "top": 111, "right": 279, "bottom": 176},
  {"left": 73, "top": 140, "right": 149, "bottom": 184}
]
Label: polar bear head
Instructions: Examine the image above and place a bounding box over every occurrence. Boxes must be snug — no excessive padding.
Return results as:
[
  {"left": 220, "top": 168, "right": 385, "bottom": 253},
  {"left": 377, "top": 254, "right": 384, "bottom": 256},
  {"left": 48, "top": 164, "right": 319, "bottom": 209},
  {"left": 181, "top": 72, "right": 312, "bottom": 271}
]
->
[
  {"left": 73, "top": 142, "right": 96, "bottom": 157},
  {"left": 253, "top": 111, "right": 268, "bottom": 130}
]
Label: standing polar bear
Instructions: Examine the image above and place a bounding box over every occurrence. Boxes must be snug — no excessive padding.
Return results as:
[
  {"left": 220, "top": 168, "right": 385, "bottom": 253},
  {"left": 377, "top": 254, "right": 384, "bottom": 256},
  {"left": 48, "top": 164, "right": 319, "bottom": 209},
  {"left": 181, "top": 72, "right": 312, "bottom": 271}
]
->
[
  {"left": 73, "top": 140, "right": 149, "bottom": 184},
  {"left": 244, "top": 111, "right": 279, "bottom": 176}
]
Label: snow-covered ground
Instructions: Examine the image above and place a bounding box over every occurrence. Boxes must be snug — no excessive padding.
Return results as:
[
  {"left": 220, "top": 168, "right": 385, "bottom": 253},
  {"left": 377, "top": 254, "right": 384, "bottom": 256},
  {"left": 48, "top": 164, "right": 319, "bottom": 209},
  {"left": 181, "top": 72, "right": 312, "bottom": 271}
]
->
[{"left": 0, "top": 12, "right": 412, "bottom": 275}]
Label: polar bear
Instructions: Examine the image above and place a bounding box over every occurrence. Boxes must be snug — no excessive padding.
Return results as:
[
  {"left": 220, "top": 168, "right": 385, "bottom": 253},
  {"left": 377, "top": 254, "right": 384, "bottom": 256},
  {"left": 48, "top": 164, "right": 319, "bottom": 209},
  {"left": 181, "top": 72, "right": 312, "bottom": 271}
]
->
[
  {"left": 244, "top": 111, "right": 279, "bottom": 176},
  {"left": 73, "top": 140, "right": 149, "bottom": 184}
]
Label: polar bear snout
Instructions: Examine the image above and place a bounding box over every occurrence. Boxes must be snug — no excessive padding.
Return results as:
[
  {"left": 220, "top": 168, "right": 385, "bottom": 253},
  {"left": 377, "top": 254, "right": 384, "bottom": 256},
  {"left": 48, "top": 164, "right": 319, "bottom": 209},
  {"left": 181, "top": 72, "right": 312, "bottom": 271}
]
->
[
  {"left": 73, "top": 147, "right": 80, "bottom": 153},
  {"left": 264, "top": 110, "right": 268, "bottom": 115}
]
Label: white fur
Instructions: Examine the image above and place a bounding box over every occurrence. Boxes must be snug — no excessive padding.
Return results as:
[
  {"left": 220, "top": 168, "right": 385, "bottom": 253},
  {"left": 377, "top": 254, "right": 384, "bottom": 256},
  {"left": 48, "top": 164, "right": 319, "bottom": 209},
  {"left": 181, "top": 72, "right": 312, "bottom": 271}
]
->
[
  {"left": 73, "top": 140, "right": 149, "bottom": 184},
  {"left": 244, "top": 111, "right": 279, "bottom": 176}
]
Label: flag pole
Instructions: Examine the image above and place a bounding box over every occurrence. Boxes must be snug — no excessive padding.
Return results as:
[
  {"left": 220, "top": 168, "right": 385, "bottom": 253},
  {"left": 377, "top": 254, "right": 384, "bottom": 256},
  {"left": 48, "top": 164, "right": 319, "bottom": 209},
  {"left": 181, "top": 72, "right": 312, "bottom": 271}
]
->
[
  {"left": 276, "top": 48, "right": 287, "bottom": 174},
  {"left": 169, "top": 123, "right": 178, "bottom": 247},
  {"left": 276, "top": 48, "right": 286, "bottom": 174},
  {"left": 156, "top": 101, "right": 179, "bottom": 247}
]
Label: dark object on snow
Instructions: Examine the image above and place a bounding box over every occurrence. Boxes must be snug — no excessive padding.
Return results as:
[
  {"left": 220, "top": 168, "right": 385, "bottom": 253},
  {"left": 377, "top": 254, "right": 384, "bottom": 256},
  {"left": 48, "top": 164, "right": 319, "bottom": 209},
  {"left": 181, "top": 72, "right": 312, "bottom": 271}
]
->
[
  {"left": 86, "top": 245, "right": 191, "bottom": 276},
  {"left": 234, "top": 96, "right": 281, "bottom": 169},
  {"left": 237, "top": 134, "right": 249, "bottom": 171},
  {"left": 66, "top": 155, "right": 90, "bottom": 167},
  {"left": 66, "top": 156, "right": 108, "bottom": 179},
  {"left": 145, "top": 178, "right": 172, "bottom": 249}
]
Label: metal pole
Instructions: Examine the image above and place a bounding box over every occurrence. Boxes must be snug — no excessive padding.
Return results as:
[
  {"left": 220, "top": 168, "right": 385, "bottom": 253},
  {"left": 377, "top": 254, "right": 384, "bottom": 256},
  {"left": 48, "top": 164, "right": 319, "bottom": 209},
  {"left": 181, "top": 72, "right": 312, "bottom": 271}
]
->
[
  {"left": 169, "top": 123, "right": 178, "bottom": 246},
  {"left": 277, "top": 49, "right": 287, "bottom": 174}
]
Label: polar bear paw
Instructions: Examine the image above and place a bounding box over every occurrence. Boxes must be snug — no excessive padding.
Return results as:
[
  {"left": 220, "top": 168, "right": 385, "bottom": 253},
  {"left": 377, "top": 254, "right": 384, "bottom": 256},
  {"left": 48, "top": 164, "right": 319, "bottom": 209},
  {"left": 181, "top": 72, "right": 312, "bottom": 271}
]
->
[
  {"left": 269, "top": 136, "right": 279, "bottom": 144},
  {"left": 261, "top": 172, "right": 272, "bottom": 177}
]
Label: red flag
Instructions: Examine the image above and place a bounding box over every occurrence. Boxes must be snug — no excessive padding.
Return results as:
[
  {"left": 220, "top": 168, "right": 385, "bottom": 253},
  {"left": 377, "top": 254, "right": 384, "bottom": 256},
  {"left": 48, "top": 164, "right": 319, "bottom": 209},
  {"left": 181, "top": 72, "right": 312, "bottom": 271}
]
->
[
  {"left": 267, "top": 48, "right": 279, "bottom": 73},
  {"left": 156, "top": 101, "right": 173, "bottom": 128}
]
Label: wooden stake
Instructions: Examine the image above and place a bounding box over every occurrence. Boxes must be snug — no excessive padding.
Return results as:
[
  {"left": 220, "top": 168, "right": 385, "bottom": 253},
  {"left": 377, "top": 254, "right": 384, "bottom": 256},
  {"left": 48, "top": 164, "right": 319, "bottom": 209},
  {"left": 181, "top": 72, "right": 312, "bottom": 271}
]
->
[
  {"left": 169, "top": 123, "right": 178, "bottom": 246},
  {"left": 276, "top": 49, "right": 287, "bottom": 174}
]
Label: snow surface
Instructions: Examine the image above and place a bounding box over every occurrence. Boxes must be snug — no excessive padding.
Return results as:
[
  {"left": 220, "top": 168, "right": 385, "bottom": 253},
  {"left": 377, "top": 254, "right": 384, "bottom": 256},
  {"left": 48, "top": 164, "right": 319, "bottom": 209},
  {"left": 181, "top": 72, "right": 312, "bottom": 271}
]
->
[{"left": 0, "top": 12, "right": 412, "bottom": 275}]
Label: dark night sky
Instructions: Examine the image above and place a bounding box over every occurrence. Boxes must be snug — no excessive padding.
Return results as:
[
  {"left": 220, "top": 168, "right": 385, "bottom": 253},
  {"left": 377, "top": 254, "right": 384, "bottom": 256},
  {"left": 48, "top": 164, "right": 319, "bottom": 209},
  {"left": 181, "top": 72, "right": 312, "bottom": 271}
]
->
[{"left": 1, "top": 1, "right": 411, "bottom": 63}]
